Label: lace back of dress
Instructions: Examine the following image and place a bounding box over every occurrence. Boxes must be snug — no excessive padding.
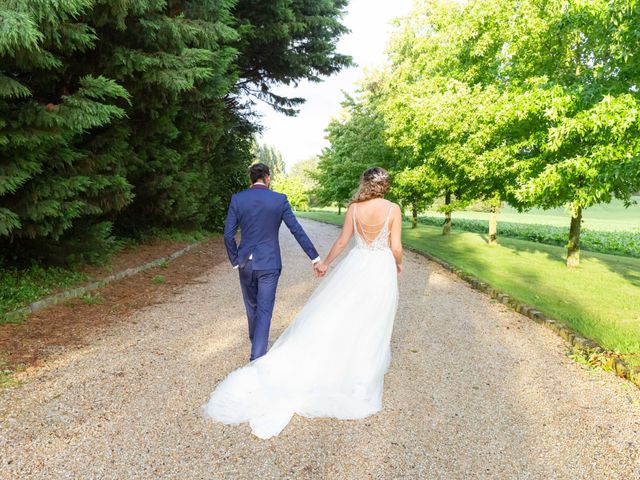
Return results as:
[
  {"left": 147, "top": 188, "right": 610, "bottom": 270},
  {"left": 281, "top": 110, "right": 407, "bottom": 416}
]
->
[{"left": 353, "top": 205, "right": 392, "bottom": 251}]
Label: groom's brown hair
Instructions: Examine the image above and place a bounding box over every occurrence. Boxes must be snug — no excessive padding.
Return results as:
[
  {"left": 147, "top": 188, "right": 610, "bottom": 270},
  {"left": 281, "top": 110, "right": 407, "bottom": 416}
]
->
[{"left": 250, "top": 163, "right": 270, "bottom": 184}]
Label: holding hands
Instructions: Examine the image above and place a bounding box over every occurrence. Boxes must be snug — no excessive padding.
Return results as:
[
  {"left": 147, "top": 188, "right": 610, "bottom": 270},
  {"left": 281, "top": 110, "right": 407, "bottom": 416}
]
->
[{"left": 313, "top": 260, "right": 329, "bottom": 278}]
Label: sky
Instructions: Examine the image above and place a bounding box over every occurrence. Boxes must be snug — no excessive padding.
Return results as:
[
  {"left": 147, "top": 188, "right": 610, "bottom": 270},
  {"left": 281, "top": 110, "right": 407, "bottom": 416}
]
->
[{"left": 253, "top": 0, "right": 414, "bottom": 171}]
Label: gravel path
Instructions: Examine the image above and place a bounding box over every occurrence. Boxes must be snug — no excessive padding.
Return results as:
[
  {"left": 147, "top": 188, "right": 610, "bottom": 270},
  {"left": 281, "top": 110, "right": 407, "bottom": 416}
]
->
[{"left": 1, "top": 219, "right": 640, "bottom": 479}]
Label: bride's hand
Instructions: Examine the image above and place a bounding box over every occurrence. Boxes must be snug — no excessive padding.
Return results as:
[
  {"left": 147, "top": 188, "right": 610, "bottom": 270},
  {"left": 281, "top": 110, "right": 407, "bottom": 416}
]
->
[
  {"left": 314, "top": 261, "right": 328, "bottom": 278},
  {"left": 396, "top": 263, "right": 403, "bottom": 275}
]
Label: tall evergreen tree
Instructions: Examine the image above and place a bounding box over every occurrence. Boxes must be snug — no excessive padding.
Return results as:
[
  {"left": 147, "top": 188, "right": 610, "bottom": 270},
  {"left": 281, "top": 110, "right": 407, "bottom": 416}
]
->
[
  {"left": 233, "top": 0, "right": 353, "bottom": 114},
  {"left": 251, "top": 141, "right": 286, "bottom": 179},
  {"left": 83, "top": 0, "right": 243, "bottom": 234},
  {"left": 0, "top": 0, "right": 132, "bottom": 263},
  {"left": 0, "top": 0, "right": 352, "bottom": 265}
]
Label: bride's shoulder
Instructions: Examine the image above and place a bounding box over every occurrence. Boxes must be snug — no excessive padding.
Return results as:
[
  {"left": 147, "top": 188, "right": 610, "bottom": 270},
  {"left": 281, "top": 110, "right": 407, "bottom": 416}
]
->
[{"left": 385, "top": 200, "right": 401, "bottom": 212}]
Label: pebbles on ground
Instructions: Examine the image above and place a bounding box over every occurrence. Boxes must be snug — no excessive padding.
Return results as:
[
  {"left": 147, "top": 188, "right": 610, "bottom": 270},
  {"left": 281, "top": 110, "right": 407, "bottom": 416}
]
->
[{"left": 1, "top": 220, "right": 639, "bottom": 479}]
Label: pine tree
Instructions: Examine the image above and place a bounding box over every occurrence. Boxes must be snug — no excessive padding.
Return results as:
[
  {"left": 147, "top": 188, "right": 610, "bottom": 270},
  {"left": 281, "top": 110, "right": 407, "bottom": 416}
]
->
[
  {"left": 251, "top": 141, "right": 286, "bottom": 178},
  {"left": 0, "top": 0, "right": 352, "bottom": 265},
  {"left": 233, "top": 0, "right": 353, "bottom": 114},
  {"left": 83, "top": 0, "right": 243, "bottom": 234},
  {"left": 0, "top": 1, "right": 132, "bottom": 263}
]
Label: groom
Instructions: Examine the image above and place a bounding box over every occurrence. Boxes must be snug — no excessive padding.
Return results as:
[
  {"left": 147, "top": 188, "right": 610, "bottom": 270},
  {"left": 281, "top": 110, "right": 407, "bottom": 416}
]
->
[{"left": 223, "top": 163, "right": 327, "bottom": 361}]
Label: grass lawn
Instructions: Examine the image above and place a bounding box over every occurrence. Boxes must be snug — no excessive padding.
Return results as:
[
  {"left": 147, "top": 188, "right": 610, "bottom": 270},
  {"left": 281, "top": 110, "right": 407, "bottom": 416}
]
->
[
  {"left": 297, "top": 210, "right": 640, "bottom": 361},
  {"left": 314, "top": 197, "right": 640, "bottom": 231},
  {"left": 425, "top": 196, "right": 640, "bottom": 232}
]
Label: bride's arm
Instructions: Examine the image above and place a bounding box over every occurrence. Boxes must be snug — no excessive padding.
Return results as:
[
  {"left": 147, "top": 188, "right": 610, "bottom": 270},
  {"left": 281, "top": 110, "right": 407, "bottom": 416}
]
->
[
  {"left": 390, "top": 204, "right": 403, "bottom": 273},
  {"left": 323, "top": 204, "right": 355, "bottom": 267}
]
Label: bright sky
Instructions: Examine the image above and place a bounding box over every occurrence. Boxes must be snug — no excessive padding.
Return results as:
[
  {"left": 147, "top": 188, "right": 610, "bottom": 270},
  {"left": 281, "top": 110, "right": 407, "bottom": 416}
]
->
[{"left": 253, "top": 0, "right": 414, "bottom": 171}]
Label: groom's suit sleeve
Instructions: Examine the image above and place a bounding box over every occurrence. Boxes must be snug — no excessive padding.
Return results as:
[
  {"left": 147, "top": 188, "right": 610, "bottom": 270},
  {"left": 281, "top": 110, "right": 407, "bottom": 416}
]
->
[
  {"left": 282, "top": 195, "right": 320, "bottom": 262},
  {"left": 223, "top": 195, "right": 240, "bottom": 267}
]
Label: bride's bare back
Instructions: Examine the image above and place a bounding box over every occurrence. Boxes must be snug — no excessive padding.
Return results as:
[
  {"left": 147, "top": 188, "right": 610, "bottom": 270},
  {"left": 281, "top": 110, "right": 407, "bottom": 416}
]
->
[
  {"left": 353, "top": 198, "right": 394, "bottom": 243},
  {"left": 324, "top": 198, "right": 403, "bottom": 273}
]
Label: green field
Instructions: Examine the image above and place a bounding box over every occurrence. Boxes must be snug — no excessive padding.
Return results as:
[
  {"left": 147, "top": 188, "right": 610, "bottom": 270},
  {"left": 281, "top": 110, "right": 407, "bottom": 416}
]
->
[
  {"left": 427, "top": 197, "right": 640, "bottom": 232},
  {"left": 313, "top": 197, "right": 640, "bottom": 231},
  {"left": 297, "top": 210, "right": 640, "bottom": 363},
  {"left": 312, "top": 199, "right": 640, "bottom": 257}
]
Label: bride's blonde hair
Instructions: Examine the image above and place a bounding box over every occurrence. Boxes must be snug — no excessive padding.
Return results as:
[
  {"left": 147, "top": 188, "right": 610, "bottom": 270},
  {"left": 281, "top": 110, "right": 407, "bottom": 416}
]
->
[{"left": 351, "top": 167, "right": 390, "bottom": 203}]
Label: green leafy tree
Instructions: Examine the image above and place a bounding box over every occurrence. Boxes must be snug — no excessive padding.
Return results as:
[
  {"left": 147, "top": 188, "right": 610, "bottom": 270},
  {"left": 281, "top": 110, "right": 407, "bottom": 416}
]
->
[
  {"left": 383, "top": 0, "right": 640, "bottom": 261},
  {"left": 315, "top": 86, "right": 395, "bottom": 212},
  {"left": 382, "top": 1, "right": 520, "bottom": 238},
  {"left": 314, "top": 149, "right": 360, "bottom": 213},
  {"left": 272, "top": 175, "right": 309, "bottom": 211},
  {"left": 391, "top": 166, "right": 440, "bottom": 229},
  {"left": 288, "top": 155, "right": 319, "bottom": 207},
  {"left": 504, "top": 0, "right": 640, "bottom": 266},
  {"left": 290, "top": 156, "right": 319, "bottom": 191}
]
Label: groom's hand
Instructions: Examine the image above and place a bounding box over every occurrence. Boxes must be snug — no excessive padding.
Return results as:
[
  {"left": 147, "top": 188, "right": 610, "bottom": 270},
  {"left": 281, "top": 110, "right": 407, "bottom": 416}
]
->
[{"left": 313, "top": 260, "right": 328, "bottom": 278}]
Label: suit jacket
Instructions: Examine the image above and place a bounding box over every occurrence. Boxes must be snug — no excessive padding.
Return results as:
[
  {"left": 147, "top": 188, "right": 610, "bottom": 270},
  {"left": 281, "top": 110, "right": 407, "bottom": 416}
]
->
[{"left": 223, "top": 184, "right": 319, "bottom": 270}]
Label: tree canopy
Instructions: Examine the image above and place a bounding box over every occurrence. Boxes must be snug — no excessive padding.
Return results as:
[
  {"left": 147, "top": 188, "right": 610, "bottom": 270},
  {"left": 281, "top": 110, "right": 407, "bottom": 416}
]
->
[
  {"left": 314, "top": 0, "right": 640, "bottom": 266},
  {"left": 0, "top": 0, "right": 351, "bottom": 265},
  {"left": 314, "top": 82, "right": 395, "bottom": 212}
]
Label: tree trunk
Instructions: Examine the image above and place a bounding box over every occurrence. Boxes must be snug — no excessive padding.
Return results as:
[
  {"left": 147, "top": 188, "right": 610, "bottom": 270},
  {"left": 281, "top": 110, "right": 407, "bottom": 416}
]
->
[
  {"left": 442, "top": 190, "right": 452, "bottom": 235},
  {"left": 338, "top": 204, "right": 342, "bottom": 215},
  {"left": 566, "top": 206, "right": 582, "bottom": 267},
  {"left": 411, "top": 205, "right": 417, "bottom": 229},
  {"left": 488, "top": 204, "right": 498, "bottom": 245}
]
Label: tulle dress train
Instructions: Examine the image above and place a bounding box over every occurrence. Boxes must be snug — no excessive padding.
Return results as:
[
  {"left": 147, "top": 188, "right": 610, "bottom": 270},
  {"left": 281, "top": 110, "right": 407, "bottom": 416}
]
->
[{"left": 202, "top": 207, "right": 399, "bottom": 439}]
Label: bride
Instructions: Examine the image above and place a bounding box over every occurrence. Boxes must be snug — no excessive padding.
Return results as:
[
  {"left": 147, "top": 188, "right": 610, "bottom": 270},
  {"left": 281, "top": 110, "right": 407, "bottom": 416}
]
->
[{"left": 202, "top": 167, "right": 403, "bottom": 439}]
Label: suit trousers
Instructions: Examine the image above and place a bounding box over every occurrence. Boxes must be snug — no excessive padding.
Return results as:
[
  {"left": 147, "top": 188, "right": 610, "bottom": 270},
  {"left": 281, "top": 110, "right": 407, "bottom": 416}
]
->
[{"left": 238, "top": 260, "right": 281, "bottom": 361}]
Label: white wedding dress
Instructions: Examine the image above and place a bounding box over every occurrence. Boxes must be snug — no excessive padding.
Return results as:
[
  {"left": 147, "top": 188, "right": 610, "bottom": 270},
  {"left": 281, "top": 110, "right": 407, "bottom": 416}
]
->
[{"left": 202, "top": 206, "right": 399, "bottom": 439}]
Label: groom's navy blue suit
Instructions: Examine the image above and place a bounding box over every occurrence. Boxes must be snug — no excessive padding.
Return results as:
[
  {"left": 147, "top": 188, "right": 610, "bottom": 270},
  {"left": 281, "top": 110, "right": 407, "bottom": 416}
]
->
[{"left": 224, "top": 183, "right": 319, "bottom": 360}]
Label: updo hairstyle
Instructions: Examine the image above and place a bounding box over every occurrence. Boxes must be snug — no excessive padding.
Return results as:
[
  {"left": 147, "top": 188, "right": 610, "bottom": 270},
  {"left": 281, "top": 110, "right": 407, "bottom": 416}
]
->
[{"left": 351, "top": 167, "right": 390, "bottom": 203}]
